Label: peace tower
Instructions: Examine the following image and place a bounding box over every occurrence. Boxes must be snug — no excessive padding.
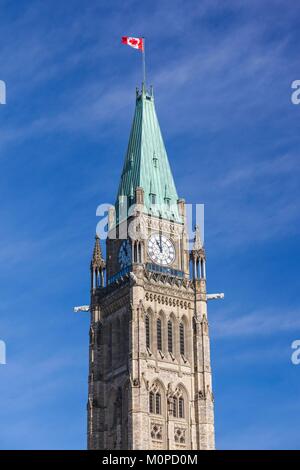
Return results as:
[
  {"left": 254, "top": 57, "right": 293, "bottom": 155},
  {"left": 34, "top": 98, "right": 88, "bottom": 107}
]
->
[{"left": 86, "top": 84, "right": 215, "bottom": 450}]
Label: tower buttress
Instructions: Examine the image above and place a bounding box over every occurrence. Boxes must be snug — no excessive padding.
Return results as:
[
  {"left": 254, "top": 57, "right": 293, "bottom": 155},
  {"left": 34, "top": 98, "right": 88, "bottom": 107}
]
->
[{"left": 190, "top": 226, "right": 215, "bottom": 449}]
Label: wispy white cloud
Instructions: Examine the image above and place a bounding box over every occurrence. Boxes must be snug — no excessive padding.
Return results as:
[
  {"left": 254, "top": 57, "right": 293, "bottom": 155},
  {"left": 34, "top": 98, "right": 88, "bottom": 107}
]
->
[{"left": 211, "top": 306, "right": 300, "bottom": 338}]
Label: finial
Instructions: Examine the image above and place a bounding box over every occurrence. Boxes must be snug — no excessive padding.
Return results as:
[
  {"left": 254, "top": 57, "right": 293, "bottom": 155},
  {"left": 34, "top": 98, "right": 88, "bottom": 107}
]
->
[
  {"left": 193, "top": 225, "right": 203, "bottom": 250},
  {"left": 92, "top": 234, "right": 105, "bottom": 267}
]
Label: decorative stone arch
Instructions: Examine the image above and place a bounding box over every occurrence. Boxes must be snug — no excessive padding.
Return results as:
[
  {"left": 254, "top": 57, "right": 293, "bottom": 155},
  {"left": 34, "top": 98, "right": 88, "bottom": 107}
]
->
[
  {"left": 173, "top": 383, "right": 189, "bottom": 420},
  {"left": 149, "top": 379, "right": 166, "bottom": 417},
  {"left": 148, "top": 379, "right": 167, "bottom": 449}
]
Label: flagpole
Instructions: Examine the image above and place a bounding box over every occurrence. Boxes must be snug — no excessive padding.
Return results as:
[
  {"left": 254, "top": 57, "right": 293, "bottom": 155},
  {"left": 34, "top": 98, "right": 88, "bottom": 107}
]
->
[{"left": 142, "top": 37, "right": 146, "bottom": 88}]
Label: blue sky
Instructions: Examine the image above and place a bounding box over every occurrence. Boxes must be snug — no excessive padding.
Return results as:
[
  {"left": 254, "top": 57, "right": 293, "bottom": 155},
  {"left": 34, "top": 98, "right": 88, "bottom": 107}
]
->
[{"left": 0, "top": 0, "right": 299, "bottom": 449}]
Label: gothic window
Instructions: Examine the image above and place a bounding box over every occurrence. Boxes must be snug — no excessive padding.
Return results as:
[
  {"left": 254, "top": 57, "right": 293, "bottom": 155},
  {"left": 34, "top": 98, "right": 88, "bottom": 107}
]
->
[
  {"left": 173, "top": 397, "right": 178, "bottom": 417},
  {"left": 167, "top": 320, "right": 173, "bottom": 353},
  {"left": 138, "top": 242, "right": 142, "bottom": 263},
  {"left": 179, "top": 322, "right": 185, "bottom": 356},
  {"left": 155, "top": 392, "right": 161, "bottom": 414},
  {"left": 134, "top": 242, "right": 137, "bottom": 263},
  {"left": 179, "top": 397, "right": 184, "bottom": 418},
  {"left": 149, "top": 382, "right": 163, "bottom": 416},
  {"left": 157, "top": 318, "right": 162, "bottom": 351},
  {"left": 172, "top": 387, "right": 186, "bottom": 420},
  {"left": 145, "top": 315, "right": 151, "bottom": 349},
  {"left": 149, "top": 391, "right": 155, "bottom": 413}
]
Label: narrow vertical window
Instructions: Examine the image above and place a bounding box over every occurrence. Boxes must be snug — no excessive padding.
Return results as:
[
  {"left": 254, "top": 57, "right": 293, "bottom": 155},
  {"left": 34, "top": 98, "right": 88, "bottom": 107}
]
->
[
  {"left": 149, "top": 391, "right": 154, "bottom": 413},
  {"left": 173, "top": 397, "right": 178, "bottom": 417},
  {"left": 168, "top": 320, "right": 173, "bottom": 353},
  {"left": 145, "top": 315, "right": 150, "bottom": 349},
  {"left": 155, "top": 392, "right": 161, "bottom": 414},
  {"left": 179, "top": 322, "right": 185, "bottom": 356},
  {"left": 179, "top": 397, "right": 184, "bottom": 418},
  {"left": 157, "top": 318, "right": 162, "bottom": 351}
]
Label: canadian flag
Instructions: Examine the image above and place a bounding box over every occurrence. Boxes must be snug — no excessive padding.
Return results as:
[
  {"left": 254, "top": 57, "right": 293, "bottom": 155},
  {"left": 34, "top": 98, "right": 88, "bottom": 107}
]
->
[{"left": 122, "top": 36, "right": 144, "bottom": 51}]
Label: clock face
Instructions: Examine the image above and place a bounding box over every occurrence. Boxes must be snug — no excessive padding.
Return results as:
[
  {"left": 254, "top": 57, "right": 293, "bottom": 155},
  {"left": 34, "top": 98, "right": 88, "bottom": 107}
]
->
[
  {"left": 118, "top": 240, "right": 132, "bottom": 269},
  {"left": 147, "top": 233, "right": 175, "bottom": 266}
]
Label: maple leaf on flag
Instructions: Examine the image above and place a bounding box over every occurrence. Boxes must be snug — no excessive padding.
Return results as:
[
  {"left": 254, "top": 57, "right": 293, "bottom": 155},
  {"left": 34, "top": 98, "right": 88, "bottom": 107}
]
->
[{"left": 122, "top": 36, "right": 144, "bottom": 51}]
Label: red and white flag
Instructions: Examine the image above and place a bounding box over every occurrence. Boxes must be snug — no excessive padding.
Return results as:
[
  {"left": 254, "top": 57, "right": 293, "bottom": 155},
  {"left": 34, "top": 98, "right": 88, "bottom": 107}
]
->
[{"left": 122, "top": 36, "right": 144, "bottom": 51}]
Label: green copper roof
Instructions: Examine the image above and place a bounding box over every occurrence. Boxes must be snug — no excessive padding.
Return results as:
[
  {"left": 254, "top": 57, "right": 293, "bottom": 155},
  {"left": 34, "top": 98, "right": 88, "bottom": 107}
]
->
[{"left": 115, "top": 85, "right": 182, "bottom": 223}]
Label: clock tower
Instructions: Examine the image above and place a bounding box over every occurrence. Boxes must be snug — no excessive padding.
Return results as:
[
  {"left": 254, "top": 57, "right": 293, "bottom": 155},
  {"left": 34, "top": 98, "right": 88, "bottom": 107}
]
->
[{"left": 87, "top": 84, "right": 215, "bottom": 450}]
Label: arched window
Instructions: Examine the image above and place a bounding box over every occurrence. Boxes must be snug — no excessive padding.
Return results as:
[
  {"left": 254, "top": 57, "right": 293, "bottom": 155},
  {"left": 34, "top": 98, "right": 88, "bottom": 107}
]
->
[
  {"left": 157, "top": 318, "right": 162, "bottom": 351},
  {"left": 155, "top": 392, "right": 161, "bottom": 414},
  {"left": 179, "top": 322, "right": 185, "bottom": 356},
  {"left": 149, "top": 391, "right": 155, "bottom": 413},
  {"left": 172, "top": 388, "right": 186, "bottom": 419},
  {"left": 145, "top": 315, "right": 150, "bottom": 349},
  {"left": 149, "top": 383, "right": 163, "bottom": 415},
  {"left": 168, "top": 320, "right": 173, "bottom": 353},
  {"left": 179, "top": 397, "right": 184, "bottom": 418},
  {"left": 173, "top": 396, "right": 178, "bottom": 417}
]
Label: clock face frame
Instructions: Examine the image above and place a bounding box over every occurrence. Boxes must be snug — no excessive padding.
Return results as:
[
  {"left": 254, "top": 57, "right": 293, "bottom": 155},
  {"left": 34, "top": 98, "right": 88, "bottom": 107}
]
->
[
  {"left": 147, "top": 233, "right": 175, "bottom": 266},
  {"left": 118, "top": 240, "right": 132, "bottom": 269}
]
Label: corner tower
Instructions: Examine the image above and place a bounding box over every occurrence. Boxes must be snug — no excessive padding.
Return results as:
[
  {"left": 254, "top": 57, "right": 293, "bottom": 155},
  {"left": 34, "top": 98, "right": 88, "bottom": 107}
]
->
[{"left": 87, "top": 85, "right": 215, "bottom": 450}]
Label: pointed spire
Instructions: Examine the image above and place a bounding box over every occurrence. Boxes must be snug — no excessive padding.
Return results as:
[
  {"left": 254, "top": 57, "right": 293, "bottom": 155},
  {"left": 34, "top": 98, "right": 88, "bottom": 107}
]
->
[
  {"left": 91, "top": 234, "right": 105, "bottom": 269},
  {"left": 193, "top": 225, "right": 203, "bottom": 251},
  {"left": 115, "top": 86, "right": 181, "bottom": 223}
]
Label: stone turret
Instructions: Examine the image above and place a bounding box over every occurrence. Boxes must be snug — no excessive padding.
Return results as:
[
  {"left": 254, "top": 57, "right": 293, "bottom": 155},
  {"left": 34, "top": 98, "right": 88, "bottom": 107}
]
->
[{"left": 90, "top": 235, "right": 105, "bottom": 289}]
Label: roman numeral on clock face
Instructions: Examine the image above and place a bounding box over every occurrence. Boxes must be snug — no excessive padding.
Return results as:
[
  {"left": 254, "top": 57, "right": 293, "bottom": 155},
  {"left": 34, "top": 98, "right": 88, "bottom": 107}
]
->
[{"left": 147, "top": 234, "right": 175, "bottom": 266}]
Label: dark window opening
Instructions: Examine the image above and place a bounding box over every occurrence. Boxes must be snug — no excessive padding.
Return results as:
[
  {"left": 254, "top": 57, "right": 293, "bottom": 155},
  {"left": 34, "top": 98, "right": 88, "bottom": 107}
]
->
[
  {"left": 168, "top": 320, "right": 173, "bottom": 353},
  {"left": 157, "top": 318, "right": 162, "bottom": 351},
  {"left": 179, "top": 322, "right": 185, "bottom": 356},
  {"left": 146, "top": 315, "right": 150, "bottom": 349}
]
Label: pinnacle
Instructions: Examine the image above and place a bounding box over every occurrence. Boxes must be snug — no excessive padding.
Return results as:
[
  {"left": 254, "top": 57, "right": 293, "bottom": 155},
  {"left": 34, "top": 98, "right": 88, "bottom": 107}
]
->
[
  {"left": 92, "top": 234, "right": 105, "bottom": 266},
  {"left": 193, "top": 225, "right": 203, "bottom": 251}
]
